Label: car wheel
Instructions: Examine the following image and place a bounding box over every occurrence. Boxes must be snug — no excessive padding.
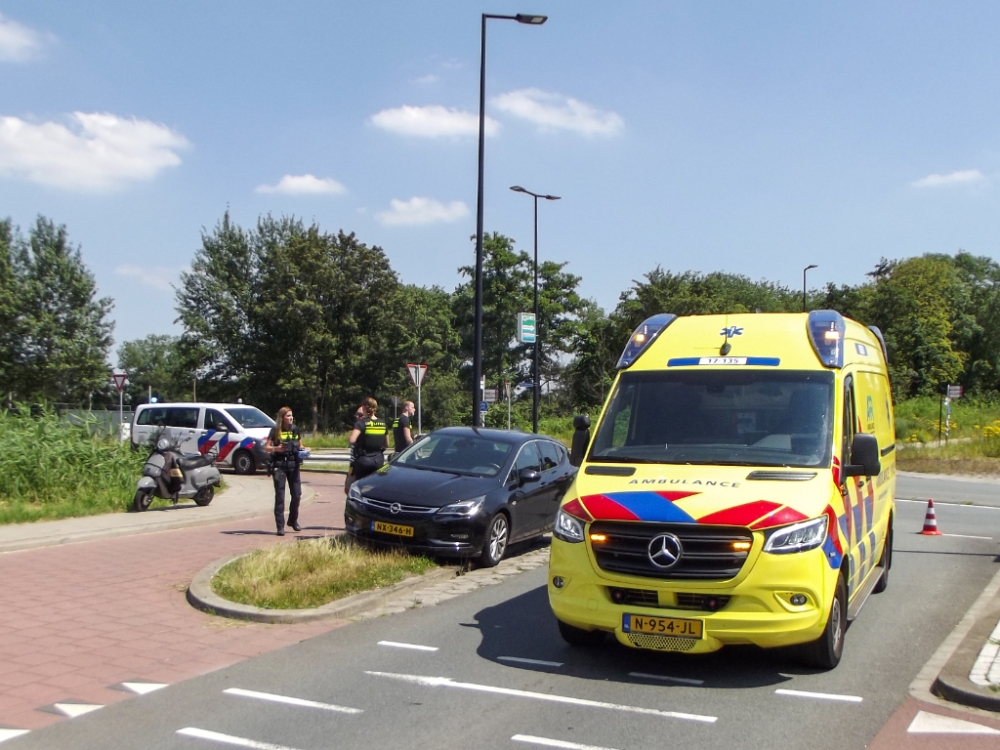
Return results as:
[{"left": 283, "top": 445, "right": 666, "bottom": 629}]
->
[
  {"left": 232, "top": 450, "right": 255, "bottom": 475},
  {"left": 557, "top": 619, "right": 606, "bottom": 647},
  {"left": 478, "top": 512, "right": 509, "bottom": 567},
  {"left": 801, "top": 572, "right": 847, "bottom": 670},
  {"left": 194, "top": 485, "right": 215, "bottom": 506},
  {"left": 874, "top": 516, "right": 892, "bottom": 593},
  {"left": 133, "top": 489, "right": 153, "bottom": 512}
]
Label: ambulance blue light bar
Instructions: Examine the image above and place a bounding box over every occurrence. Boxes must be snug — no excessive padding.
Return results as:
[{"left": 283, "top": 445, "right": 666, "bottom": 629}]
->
[
  {"left": 616, "top": 314, "right": 676, "bottom": 369},
  {"left": 808, "top": 310, "right": 845, "bottom": 368}
]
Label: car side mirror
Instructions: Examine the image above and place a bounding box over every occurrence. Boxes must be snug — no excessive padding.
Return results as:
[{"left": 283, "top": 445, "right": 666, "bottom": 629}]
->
[
  {"left": 843, "top": 433, "right": 881, "bottom": 478},
  {"left": 570, "top": 414, "right": 591, "bottom": 467},
  {"left": 518, "top": 468, "right": 541, "bottom": 485}
]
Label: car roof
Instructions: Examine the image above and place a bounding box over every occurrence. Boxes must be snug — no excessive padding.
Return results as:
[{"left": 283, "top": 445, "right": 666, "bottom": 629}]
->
[
  {"left": 429, "top": 426, "right": 560, "bottom": 446},
  {"left": 136, "top": 402, "right": 259, "bottom": 410}
]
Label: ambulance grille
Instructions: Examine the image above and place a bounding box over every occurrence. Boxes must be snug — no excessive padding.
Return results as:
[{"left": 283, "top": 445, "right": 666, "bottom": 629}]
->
[
  {"left": 625, "top": 633, "right": 698, "bottom": 651},
  {"left": 590, "top": 522, "right": 752, "bottom": 581}
]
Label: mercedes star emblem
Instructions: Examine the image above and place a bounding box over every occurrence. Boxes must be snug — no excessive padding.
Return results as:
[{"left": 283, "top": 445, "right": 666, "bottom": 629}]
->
[{"left": 647, "top": 533, "right": 683, "bottom": 569}]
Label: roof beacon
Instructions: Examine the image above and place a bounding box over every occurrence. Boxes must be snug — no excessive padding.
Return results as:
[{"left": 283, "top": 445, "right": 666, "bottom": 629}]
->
[
  {"left": 807, "top": 310, "right": 846, "bottom": 368},
  {"left": 616, "top": 314, "right": 676, "bottom": 370}
]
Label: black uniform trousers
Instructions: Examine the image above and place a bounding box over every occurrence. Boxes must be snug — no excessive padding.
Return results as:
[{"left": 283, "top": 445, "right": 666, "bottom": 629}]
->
[{"left": 272, "top": 460, "right": 301, "bottom": 531}]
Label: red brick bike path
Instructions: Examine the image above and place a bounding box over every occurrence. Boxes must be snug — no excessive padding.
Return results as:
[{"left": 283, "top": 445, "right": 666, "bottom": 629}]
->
[{"left": 0, "top": 473, "right": 347, "bottom": 732}]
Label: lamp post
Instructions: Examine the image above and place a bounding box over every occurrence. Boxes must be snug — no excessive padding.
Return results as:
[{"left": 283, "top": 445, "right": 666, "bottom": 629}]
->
[
  {"left": 510, "top": 185, "right": 559, "bottom": 433},
  {"left": 802, "top": 264, "right": 817, "bottom": 312},
  {"left": 473, "top": 12, "right": 547, "bottom": 428}
]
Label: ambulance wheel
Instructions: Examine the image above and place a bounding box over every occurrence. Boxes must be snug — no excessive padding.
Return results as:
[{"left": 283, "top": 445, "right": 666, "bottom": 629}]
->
[
  {"left": 233, "top": 450, "right": 255, "bottom": 475},
  {"left": 874, "top": 517, "right": 892, "bottom": 593},
  {"left": 194, "top": 485, "right": 215, "bottom": 506},
  {"left": 133, "top": 489, "right": 153, "bottom": 512},
  {"left": 802, "top": 573, "right": 846, "bottom": 670},
  {"left": 557, "top": 619, "right": 606, "bottom": 647}
]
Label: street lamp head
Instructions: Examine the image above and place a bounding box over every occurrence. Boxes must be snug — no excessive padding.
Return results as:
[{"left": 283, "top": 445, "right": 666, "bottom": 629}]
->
[
  {"left": 510, "top": 185, "right": 527, "bottom": 193},
  {"left": 515, "top": 14, "right": 547, "bottom": 24},
  {"left": 805, "top": 264, "right": 818, "bottom": 271},
  {"left": 543, "top": 194, "right": 561, "bottom": 201}
]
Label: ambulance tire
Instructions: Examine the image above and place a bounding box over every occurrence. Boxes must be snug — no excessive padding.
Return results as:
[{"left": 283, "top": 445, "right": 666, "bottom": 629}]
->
[
  {"left": 802, "top": 572, "right": 846, "bottom": 670},
  {"left": 874, "top": 518, "right": 892, "bottom": 594},
  {"left": 557, "top": 619, "right": 606, "bottom": 647}
]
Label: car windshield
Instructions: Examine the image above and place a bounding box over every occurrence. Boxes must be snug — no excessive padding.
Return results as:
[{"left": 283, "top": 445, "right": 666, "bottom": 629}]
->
[
  {"left": 224, "top": 406, "right": 275, "bottom": 429},
  {"left": 589, "top": 369, "right": 834, "bottom": 468},
  {"left": 394, "top": 434, "right": 514, "bottom": 477}
]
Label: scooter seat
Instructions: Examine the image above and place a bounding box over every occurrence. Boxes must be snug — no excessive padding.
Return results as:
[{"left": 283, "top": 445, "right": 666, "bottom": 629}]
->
[{"left": 178, "top": 454, "right": 213, "bottom": 471}]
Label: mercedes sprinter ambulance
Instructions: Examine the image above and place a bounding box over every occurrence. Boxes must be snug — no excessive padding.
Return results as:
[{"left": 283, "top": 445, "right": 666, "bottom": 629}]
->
[{"left": 548, "top": 311, "right": 895, "bottom": 669}]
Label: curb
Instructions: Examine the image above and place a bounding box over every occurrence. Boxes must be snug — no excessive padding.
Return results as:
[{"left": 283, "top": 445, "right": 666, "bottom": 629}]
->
[
  {"left": 186, "top": 548, "right": 459, "bottom": 624},
  {"left": 932, "top": 581, "right": 1000, "bottom": 712}
]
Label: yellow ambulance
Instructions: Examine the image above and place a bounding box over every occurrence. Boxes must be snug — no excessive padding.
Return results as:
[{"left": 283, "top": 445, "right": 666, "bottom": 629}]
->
[{"left": 549, "top": 310, "right": 895, "bottom": 669}]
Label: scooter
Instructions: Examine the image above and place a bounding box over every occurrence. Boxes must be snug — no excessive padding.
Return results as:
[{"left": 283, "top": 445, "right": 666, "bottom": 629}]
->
[{"left": 133, "top": 429, "right": 222, "bottom": 512}]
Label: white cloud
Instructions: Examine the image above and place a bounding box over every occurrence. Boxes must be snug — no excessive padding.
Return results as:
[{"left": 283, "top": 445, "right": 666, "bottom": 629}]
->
[
  {"left": 255, "top": 174, "right": 347, "bottom": 195},
  {"left": 114, "top": 264, "right": 181, "bottom": 292},
  {"left": 414, "top": 74, "right": 439, "bottom": 85},
  {"left": 375, "top": 197, "right": 469, "bottom": 226},
  {"left": 370, "top": 105, "right": 499, "bottom": 137},
  {"left": 0, "top": 12, "right": 54, "bottom": 62},
  {"left": 911, "top": 169, "right": 987, "bottom": 188},
  {"left": 491, "top": 88, "right": 624, "bottom": 137},
  {"left": 0, "top": 112, "right": 190, "bottom": 192}
]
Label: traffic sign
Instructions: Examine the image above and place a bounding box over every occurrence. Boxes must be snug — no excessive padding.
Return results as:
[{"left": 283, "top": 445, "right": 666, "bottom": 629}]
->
[
  {"left": 479, "top": 401, "right": 488, "bottom": 413},
  {"left": 947, "top": 384, "right": 963, "bottom": 399},
  {"left": 111, "top": 372, "right": 127, "bottom": 392},
  {"left": 406, "top": 363, "right": 427, "bottom": 387},
  {"left": 517, "top": 312, "right": 536, "bottom": 344},
  {"left": 483, "top": 388, "right": 498, "bottom": 403}
]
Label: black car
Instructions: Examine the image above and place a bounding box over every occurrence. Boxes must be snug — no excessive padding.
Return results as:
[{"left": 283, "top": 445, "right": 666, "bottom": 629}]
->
[{"left": 344, "top": 427, "right": 576, "bottom": 566}]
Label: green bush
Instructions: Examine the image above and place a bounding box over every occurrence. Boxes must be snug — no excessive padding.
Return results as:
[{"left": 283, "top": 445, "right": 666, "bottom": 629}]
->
[{"left": 0, "top": 407, "right": 145, "bottom": 523}]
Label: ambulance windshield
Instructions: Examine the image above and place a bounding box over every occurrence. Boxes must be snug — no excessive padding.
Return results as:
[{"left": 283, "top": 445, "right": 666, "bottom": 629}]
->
[{"left": 589, "top": 369, "right": 835, "bottom": 468}]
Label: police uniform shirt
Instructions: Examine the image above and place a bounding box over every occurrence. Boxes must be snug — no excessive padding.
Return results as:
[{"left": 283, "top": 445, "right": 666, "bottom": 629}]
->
[
  {"left": 353, "top": 416, "right": 387, "bottom": 458},
  {"left": 271, "top": 426, "right": 301, "bottom": 465},
  {"left": 392, "top": 414, "right": 412, "bottom": 452}
]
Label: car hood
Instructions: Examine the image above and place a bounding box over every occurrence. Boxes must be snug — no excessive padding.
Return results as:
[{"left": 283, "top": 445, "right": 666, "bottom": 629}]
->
[{"left": 356, "top": 464, "right": 499, "bottom": 507}]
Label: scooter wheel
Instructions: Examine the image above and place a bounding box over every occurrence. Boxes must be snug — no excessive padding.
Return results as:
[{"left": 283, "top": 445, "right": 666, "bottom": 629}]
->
[
  {"left": 133, "top": 489, "right": 153, "bottom": 512},
  {"left": 194, "top": 485, "right": 215, "bottom": 507}
]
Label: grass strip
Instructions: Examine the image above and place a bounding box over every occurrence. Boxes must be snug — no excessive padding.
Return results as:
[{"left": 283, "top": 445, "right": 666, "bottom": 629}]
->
[{"left": 211, "top": 535, "right": 436, "bottom": 610}]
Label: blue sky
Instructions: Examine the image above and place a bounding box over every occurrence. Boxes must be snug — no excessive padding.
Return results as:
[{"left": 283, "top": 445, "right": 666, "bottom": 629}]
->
[{"left": 2, "top": 1, "right": 999, "bottom": 355}]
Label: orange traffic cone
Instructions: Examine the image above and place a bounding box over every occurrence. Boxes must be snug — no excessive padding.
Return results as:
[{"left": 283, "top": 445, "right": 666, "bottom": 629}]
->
[{"left": 920, "top": 499, "right": 942, "bottom": 536}]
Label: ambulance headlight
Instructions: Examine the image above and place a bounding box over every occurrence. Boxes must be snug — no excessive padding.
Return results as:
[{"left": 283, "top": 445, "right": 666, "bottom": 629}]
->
[
  {"left": 763, "top": 516, "right": 828, "bottom": 554},
  {"left": 553, "top": 509, "right": 585, "bottom": 543}
]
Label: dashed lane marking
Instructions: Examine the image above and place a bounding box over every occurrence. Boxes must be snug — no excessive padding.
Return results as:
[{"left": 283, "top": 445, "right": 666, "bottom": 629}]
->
[
  {"left": 774, "top": 688, "right": 862, "bottom": 703},
  {"left": 365, "top": 671, "right": 716, "bottom": 723},
  {"left": 223, "top": 688, "right": 362, "bottom": 714},
  {"left": 941, "top": 533, "right": 994, "bottom": 540},
  {"left": 513, "top": 734, "right": 620, "bottom": 749},
  {"left": 908, "top": 711, "right": 1000, "bottom": 734},
  {"left": 0, "top": 730, "right": 30, "bottom": 745},
  {"left": 177, "top": 727, "right": 301, "bottom": 749},
  {"left": 498, "top": 656, "right": 564, "bottom": 667},
  {"left": 377, "top": 640, "right": 439, "bottom": 651},
  {"left": 629, "top": 672, "right": 704, "bottom": 686}
]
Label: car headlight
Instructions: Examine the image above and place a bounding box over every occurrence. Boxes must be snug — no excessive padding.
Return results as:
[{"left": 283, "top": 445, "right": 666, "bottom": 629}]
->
[
  {"left": 347, "top": 484, "right": 363, "bottom": 504},
  {"left": 553, "top": 508, "right": 585, "bottom": 543},
  {"left": 763, "top": 516, "right": 828, "bottom": 554},
  {"left": 437, "top": 497, "right": 485, "bottom": 517}
]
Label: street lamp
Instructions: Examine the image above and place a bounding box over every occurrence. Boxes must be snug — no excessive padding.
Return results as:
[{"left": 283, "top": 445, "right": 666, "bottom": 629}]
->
[
  {"left": 510, "top": 185, "right": 559, "bottom": 433},
  {"left": 473, "top": 12, "right": 548, "bottom": 428},
  {"left": 803, "top": 264, "right": 818, "bottom": 312}
]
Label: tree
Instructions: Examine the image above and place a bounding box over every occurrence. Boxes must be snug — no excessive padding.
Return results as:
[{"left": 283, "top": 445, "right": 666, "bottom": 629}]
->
[
  {"left": 117, "top": 335, "right": 189, "bottom": 404},
  {"left": 0, "top": 217, "right": 114, "bottom": 404}
]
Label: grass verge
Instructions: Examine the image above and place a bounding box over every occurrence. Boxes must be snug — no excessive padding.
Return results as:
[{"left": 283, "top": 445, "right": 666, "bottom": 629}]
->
[{"left": 211, "top": 535, "right": 436, "bottom": 609}]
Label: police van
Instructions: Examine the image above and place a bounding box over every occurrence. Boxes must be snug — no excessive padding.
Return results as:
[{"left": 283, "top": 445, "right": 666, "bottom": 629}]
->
[
  {"left": 549, "top": 311, "right": 895, "bottom": 668},
  {"left": 130, "top": 402, "right": 275, "bottom": 475}
]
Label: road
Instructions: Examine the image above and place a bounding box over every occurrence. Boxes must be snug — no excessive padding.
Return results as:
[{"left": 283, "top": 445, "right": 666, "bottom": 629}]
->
[{"left": 8, "top": 481, "right": 1000, "bottom": 750}]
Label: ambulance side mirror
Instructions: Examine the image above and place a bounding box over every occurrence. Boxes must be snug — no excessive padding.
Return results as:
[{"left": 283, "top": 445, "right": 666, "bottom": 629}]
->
[
  {"left": 844, "top": 433, "right": 881, "bottom": 478},
  {"left": 570, "top": 414, "right": 591, "bottom": 467}
]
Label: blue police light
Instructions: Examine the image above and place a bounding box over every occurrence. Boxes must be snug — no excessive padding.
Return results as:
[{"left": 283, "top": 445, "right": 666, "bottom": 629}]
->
[
  {"left": 807, "top": 310, "right": 846, "bottom": 368},
  {"left": 616, "top": 314, "right": 677, "bottom": 369}
]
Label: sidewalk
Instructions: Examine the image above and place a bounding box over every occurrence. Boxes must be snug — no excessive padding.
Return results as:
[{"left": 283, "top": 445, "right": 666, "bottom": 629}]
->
[{"left": 0, "top": 477, "right": 997, "bottom": 740}]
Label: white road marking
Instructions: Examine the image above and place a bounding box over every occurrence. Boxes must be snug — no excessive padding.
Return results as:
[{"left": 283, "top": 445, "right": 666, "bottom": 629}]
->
[
  {"left": 177, "top": 727, "right": 301, "bottom": 749},
  {"left": 53, "top": 702, "right": 104, "bottom": 717},
  {"left": 774, "top": 688, "right": 862, "bottom": 703},
  {"left": 122, "top": 681, "right": 168, "bottom": 695},
  {"left": 942, "top": 533, "right": 994, "bottom": 540},
  {"left": 0, "top": 729, "right": 29, "bottom": 744},
  {"left": 365, "top": 671, "right": 716, "bottom": 723},
  {"left": 897, "top": 498, "right": 1000, "bottom": 511},
  {"left": 377, "top": 640, "right": 439, "bottom": 651},
  {"left": 629, "top": 672, "right": 704, "bottom": 686},
  {"left": 908, "top": 710, "right": 1000, "bottom": 734},
  {"left": 223, "top": 688, "right": 362, "bottom": 714},
  {"left": 498, "top": 656, "right": 564, "bottom": 667},
  {"left": 513, "top": 734, "right": 620, "bottom": 749}
]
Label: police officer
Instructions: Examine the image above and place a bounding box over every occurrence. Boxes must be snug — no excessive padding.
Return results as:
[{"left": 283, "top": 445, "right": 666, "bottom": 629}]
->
[
  {"left": 349, "top": 397, "right": 389, "bottom": 481},
  {"left": 392, "top": 400, "right": 416, "bottom": 453},
  {"left": 265, "top": 406, "right": 308, "bottom": 535}
]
